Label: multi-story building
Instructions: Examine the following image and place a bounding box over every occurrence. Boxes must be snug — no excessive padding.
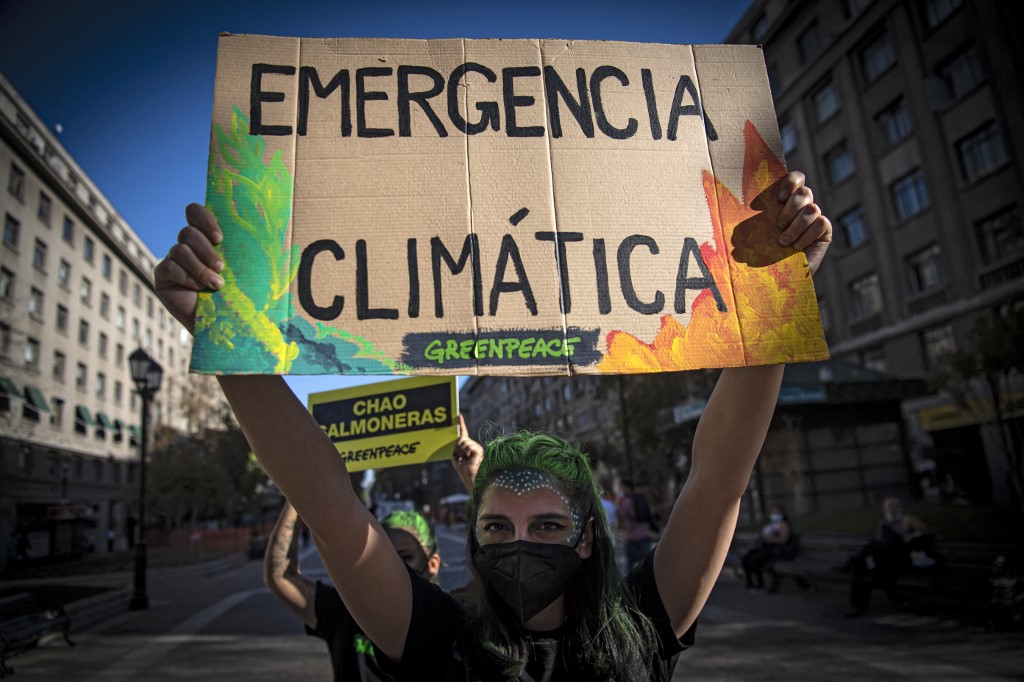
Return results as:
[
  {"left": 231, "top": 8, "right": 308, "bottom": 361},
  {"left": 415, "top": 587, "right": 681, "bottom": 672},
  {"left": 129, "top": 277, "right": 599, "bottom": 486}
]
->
[
  {"left": 727, "top": 0, "right": 1024, "bottom": 503},
  {"left": 0, "top": 71, "right": 221, "bottom": 568}
]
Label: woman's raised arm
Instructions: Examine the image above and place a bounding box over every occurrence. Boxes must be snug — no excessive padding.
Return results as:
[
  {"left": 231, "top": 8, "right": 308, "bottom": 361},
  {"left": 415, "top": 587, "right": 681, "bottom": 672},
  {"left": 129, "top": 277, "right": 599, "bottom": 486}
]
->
[
  {"left": 155, "top": 204, "right": 414, "bottom": 662},
  {"left": 652, "top": 172, "right": 831, "bottom": 637}
]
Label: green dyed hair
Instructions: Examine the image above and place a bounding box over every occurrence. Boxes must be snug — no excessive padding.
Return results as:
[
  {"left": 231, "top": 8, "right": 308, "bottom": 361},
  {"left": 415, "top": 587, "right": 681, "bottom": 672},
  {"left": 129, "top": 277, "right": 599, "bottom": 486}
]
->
[
  {"left": 381, "top": 510, "right": 437, "bottom": 557},
  {"left": 464, "top": 431, "right": 656, "bottom": 681}
]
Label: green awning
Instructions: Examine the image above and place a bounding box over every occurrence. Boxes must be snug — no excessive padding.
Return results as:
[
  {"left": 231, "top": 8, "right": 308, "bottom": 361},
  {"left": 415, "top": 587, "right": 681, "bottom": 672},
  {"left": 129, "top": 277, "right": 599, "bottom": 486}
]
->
[
  {"left": 114, "top": 419, "right": 125, "bottom": 431},
  {"left": 75, "top": 405, "right": 96, "bottom": 426},
  {"left": 128, "top": 425, "right": 140, "bottom": 438},
  {"left": 24, "top": 386, "right": 50, "bottom": 412},
  {"left": 0, "top": 377, "right": 18, "bottom": 397},
  {"left": 96, "top": 412, "right": 114, "bottom": 429}
]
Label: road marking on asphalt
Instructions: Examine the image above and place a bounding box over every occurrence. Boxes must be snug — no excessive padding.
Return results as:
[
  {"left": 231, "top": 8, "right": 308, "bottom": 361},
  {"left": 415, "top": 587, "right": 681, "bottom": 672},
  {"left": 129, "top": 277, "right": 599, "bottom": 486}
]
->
[{"left": 82, "top": 588, "right": 264, "bottom": 682}]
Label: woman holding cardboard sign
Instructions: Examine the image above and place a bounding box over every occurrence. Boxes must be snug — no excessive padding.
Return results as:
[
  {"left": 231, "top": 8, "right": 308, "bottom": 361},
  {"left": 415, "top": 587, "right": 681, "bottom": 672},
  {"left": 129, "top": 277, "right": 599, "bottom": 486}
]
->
[{"left": 155, "top": 170, "right": 830, "bottom": 681}]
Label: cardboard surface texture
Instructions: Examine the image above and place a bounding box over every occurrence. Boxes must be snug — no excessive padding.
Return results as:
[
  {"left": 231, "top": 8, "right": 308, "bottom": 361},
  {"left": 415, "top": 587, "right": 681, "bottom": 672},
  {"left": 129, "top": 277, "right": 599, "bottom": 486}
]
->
[
  {"left": 193, "top": 35, "right": 829, "bottom": 376},
  {"left": 308, "top": 376, "right": 458, "bottom": 472}
]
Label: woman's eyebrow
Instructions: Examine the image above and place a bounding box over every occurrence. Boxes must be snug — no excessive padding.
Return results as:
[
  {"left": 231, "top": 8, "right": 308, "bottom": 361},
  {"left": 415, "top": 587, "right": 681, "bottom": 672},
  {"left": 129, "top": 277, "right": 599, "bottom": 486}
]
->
[
  {"left": 477, "top": 513, "right": 510, "bottom": 522},
  {"left": 530, "top": 513, "right": 572, "bottom": 522}
]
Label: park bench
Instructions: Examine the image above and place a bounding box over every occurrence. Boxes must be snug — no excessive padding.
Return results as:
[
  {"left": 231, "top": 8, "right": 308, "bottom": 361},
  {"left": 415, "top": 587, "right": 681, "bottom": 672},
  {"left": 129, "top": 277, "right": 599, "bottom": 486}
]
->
[
  {"left": 766, "top": 533, "right": 1019, "bottom": 620},
  {"left": 0, "top": 593, "right": 73, "bottom": 677}
]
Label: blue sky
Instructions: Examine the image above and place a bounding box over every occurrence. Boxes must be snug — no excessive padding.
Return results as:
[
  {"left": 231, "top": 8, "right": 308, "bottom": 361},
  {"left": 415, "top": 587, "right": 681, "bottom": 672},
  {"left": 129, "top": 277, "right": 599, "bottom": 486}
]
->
[{"left": 0, "top": 0, "right": 752, "bottom": 402}]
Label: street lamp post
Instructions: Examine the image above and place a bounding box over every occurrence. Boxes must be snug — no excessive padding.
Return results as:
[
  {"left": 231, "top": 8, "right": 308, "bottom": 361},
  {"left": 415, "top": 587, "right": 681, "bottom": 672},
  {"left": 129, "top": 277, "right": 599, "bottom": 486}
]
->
[{"left": 128, "top": 348, "right": 162, "bottom": 611}]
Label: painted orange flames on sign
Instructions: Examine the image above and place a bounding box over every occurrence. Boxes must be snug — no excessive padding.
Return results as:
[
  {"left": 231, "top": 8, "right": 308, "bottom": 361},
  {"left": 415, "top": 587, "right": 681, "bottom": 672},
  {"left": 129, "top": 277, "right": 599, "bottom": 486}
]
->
[{"left": 598, "top": 122, "right": 828, "bottom": 373}]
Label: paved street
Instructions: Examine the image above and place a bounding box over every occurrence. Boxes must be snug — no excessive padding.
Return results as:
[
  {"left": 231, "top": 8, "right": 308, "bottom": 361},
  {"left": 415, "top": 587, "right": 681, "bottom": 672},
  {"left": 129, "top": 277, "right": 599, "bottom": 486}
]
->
[{"left": 7, "top": 525, "right": 1022, "bottom": 680}]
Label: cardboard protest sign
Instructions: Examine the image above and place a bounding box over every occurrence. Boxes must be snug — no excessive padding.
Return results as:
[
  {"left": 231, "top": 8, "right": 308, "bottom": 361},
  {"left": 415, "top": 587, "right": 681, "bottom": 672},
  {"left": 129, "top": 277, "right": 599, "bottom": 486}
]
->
[
  {"left": 308, "top": 376, "right": 458, "bottom": 472},
  {"left": 192, "top": 35, "right": 828, "bottom": 376}
]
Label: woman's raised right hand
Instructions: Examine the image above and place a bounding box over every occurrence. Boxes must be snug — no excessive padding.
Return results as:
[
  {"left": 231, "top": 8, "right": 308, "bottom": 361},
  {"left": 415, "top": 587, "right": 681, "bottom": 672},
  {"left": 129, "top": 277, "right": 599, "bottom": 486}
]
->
[{"left": 154, "top": 204, "right": 224, "bottom": 335}]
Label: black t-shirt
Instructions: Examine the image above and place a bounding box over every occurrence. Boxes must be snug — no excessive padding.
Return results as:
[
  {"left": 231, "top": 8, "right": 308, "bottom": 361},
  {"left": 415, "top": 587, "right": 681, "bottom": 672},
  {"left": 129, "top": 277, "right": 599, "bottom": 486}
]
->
[
  {"left": 379, "top": 550, "right": 694, "bottom": 681},
  {"left": 305, "top": 580, "right": 395, "bottom": 682}
]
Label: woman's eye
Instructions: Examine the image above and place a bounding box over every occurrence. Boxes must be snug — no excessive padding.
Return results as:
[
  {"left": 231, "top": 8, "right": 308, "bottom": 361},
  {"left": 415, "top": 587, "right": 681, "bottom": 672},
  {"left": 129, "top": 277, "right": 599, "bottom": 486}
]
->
[
  {"left": 538, "top": 521, "right": 567, "bottom": 532},
  {"left": 482, "top": 521, "right": 508, "bottom": 533}
]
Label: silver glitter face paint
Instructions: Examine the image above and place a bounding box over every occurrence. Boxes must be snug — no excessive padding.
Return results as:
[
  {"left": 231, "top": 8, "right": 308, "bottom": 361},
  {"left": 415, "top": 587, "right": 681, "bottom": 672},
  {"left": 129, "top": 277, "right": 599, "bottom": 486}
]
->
[{"left": 478, "top": 467, "right": 583, "bottom": 546}]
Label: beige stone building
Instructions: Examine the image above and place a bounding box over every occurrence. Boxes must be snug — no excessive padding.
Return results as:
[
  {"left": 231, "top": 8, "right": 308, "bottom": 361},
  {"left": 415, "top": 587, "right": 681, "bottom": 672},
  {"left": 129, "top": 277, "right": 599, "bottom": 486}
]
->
[
  {"left": 726, "top": 0, "right": 1024, "bottom": 503},
  {"left": 0, "top": 71, "right": 221, "bottom": 567}
]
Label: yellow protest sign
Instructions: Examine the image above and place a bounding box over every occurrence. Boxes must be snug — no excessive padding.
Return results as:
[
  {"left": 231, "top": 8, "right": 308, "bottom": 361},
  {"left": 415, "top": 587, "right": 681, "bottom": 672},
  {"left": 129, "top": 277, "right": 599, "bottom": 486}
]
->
[{"left": 308, "top": 377, "right": 458, "bottom": 472}]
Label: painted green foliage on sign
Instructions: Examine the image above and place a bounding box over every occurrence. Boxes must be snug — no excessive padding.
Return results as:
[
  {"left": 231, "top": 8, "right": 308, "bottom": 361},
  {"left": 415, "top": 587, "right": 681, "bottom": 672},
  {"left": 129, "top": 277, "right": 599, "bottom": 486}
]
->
[{"left": 196, "top": 106, "right": 404, "bottom": 374}]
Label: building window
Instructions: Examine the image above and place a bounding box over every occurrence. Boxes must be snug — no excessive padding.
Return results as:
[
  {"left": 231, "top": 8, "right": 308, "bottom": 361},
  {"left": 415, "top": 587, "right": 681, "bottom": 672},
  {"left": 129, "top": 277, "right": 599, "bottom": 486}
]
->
[
  {"left": 924, "top": 0, "right": 963, "bottom": 29},
  {"left": 862, "top": 346, "right": 887, "bottom": 373},
  {"left": 63, "top": 216, "right": 74, "bottom": 245},
  {"left": 132, "top": 318, "right": 140, "bottom": 340},
  {"left": 51, "top": 398, "right": 64, "bottom": 428},
  {"left": 25, "top": 337, "right": 40, "bottom": 369},
  {"left": 812, "top": 81, "right": 841, "bottom": 125},
  {"left": 892, "top": 170, "right": 930, "bottom": 220},
  {"left": 157, "top": 338, "right": 164, "bottom": 359},
  {"left": 847, "top": 0, "right": 874, "bottom": 17},
  {"left": 53, "top": 350, "right": 66, "bottom": 381},
  {"left": 100, "top": 292, "right": 110, "bottom": 319},
  {"left": 58, "top": 259, "right": 71, "bottom": 288},
  {"left": 102, "top": 254, "right": 112, "bottom": 280},
  {"left": 957, "top": 123, "right": 1008, "bottom": 183},
  {"left": 906, "top": 243, "right": 945, "bottom": 294},
  {"left": 0, "top": 267, "right": 13, "bottom": 301},
  {"left": 0, "top": 322, "right": 9, "bottom": 357},
  {"left": 118, "top": 269, "right": 128, "bottom": 295},
  {"left": 76, "top": 363, "right": 87, "bottom": 391},
  {"left": 751, "top": 12, "right": 771, "bottom": 42},
  {"left": 31, "top": 244, "right": 48, "bottom": 280},
  {"left": 818, "top": 297, "right": 831, "bottom": 334},
  {"left": 116, "top": 306, "right": 126, "bottom": 330},
  {"left": 133, "top": 283, "right": 141, "bottom": 307},
  {"left": 79, "top": 319, "right": 90, "bottom": 347},
  {"left": 116, "top": 343, "right": 124, "bottom": 366},
  {"left": 99, "top": 332, "right": 108, "bottom": 359},
  {"left": 80, "top": 276, "right": 92, "bottom": 305},
  {"left": 56, "top": 304, "right": 69, "bottom": 332},
  {"left": 922, "top": 324, "right": 956, "bottom": 368},
  {"left": 115, "top": 380, "right": 123, "bottom": 405},
  {"left": 974, "top": 205, "right": 1022, "bottom": 265},
  {"left": 96, "top": 373, "right": 106, "bottom": 399},
  {"left": 3, "top": 214, "right": 20, "bottom": 249},
  {"left": 861, "top": 32, "right": 896, "bottom": 83},
  {"left": 28, "top": 287, "right": 44, "bottom": 319},
  {"left": 797, "top": 21, "right": 822, "bottom": 64},
  {"left": 876, "top": 98, "right": 912, "bottom": 148},
  {"left": 849, "top": 273, "right": 883, "bottom": 318},
  {"left": 147, "top": 296, "right": 154, "bottom": 318},
  {"left": 826, "top": 143, "right": 855, "bottom": 184},
  {"left": 939, "top": 45, "right": 985, "bottom": 101},
  {"left": 38, "top": 192, "right": 52, "bottom": 225},
  {"left": 766, "top": 63, "right": 782, "bottom": 95},
  {"left": 780, "top": 121, "right": 797, "bottom": 156},
  {"left": 7, "top": 163, "right": 25, "bottom": 201},
  {"left": 84, "top": 236, "right": 95, "bottom": 263},
  {"left": 145, "top": 328, "right": 153, "bottom": 349}
]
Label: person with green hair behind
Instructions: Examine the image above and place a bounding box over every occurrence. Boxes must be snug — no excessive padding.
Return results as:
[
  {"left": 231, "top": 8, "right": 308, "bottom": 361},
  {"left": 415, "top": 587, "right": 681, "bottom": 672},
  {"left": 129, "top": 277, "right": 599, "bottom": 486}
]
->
[
  {"left": 263, "top": 501, "right": 440, "bottom": 681},
  {"left": 154, "top": 169, "right": 832, "bottom": 681}
]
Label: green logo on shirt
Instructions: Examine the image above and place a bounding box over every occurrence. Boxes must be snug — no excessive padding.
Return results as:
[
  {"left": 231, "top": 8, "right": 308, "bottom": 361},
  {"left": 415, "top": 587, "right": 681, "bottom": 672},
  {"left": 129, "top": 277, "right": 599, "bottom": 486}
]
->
[{"left": 353, "top": 633, "right": 376, "bottom": 658}]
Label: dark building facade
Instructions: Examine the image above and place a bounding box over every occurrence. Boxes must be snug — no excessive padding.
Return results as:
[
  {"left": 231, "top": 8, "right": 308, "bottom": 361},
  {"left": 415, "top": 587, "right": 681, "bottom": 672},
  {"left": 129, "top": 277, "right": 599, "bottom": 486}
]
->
[{"left": 727, "top": 0, "right": 1024, "bottom": 503}]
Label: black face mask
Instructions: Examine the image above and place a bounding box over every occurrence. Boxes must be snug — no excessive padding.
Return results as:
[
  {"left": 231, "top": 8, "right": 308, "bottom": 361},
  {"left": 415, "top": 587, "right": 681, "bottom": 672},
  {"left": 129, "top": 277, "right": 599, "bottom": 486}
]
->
[{"left": 473, "top": 540, "right": 583, "bottom": 624}]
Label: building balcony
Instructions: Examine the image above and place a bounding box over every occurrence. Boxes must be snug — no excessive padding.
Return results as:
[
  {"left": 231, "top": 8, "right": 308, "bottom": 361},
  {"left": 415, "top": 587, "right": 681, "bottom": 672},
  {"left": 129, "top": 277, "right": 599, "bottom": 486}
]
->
[
  {"left": 849, "top": 312, "right": 884, "bottom": 337},
  {"left": 980, "top": 256, "right": 1024, "bottom": 290},
  {"left": 906, "top": 288, "right": 949, "bottom": 316}
]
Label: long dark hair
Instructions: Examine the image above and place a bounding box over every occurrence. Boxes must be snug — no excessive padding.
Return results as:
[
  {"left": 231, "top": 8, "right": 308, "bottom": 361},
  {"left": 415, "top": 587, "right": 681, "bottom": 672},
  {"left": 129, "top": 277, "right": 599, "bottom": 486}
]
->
[{"left": 462, "top": 431, "right": 656, "bottom": 681}]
